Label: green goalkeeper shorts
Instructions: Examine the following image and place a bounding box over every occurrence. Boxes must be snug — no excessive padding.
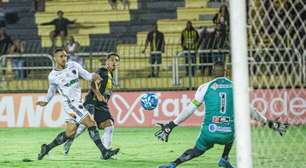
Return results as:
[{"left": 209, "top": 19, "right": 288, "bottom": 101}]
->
[{"left": 195, "top": 126, "right": 234, "bottom": 152}]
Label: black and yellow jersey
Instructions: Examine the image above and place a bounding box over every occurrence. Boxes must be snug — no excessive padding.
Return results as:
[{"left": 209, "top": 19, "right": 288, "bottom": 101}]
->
[
  {"left": 85, "top": 67, "right": 113, "bottom": 106},
  {"left": 181, "top": 28, "right": 199, "bottom": 50}
]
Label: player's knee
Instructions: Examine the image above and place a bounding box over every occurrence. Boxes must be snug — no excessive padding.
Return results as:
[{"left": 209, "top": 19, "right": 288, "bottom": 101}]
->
[
  {"left": 86, "top": 121, "right": 95, "bottom": 128},
  {"left": 98, "top": 119, "right": 113, "bottom": 129},
  {"left": 192, "top": 147, "right": 204, "bottom": 157},
  {"left": 65, "top": 129, "right": 76, "bottom": 138},
  {"left": 87, "top": 126, "right": 100, "bottom": 141},
  {"left": 65, "top": 123, "right": 77, "bottom": 138},
  {"left": 104, "top": 125, "right": 113, "bottom": 135},
  {"left": 186, "top": 147, "right": 204, "bottom": 157},
  {"left": 81, "top": 115, "right": 95, "bottom": 127}
]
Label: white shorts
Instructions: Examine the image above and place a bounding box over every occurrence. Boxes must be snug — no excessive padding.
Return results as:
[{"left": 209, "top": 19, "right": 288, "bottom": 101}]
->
[{"left": 63, "top": 100, "right": 90, "bottom": 124}]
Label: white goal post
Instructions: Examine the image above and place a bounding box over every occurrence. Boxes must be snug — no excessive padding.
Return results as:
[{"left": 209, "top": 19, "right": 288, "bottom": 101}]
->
[
  {"left": 230, "top": 0, "right": 306, "bottom": 167},
  {"left": 229, "top": 0, "right": 253, "bottom": 168}
]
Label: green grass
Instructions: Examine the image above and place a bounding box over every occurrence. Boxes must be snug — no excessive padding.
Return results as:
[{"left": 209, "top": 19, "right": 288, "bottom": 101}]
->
[{"left": 0, "top": 127, "right": 305, "bottom": 168}]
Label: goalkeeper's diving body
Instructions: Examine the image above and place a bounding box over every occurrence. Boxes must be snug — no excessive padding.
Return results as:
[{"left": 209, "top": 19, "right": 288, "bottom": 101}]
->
[
  {"left": 36, "top": 49, "right": 119, "bottom": 160},
  {"left": 63, "top": 53, "right": 120, "bottom": 156},
  {"left": 156, "top": 62, "right": 288, "bottom": 168}
]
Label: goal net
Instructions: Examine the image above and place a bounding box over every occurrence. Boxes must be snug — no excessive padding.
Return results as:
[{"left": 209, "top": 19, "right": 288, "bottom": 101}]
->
[{"left": 248, "top": 0, "right": 306, "bottom": 167}]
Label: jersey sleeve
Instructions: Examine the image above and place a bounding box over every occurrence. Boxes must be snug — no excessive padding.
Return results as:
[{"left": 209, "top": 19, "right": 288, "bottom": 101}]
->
[
  {"left": 192, "top": 82, "right": 210, "bottom": 107},
  {"left": 173, "top": 82, "right": 210, "bottom": 125},
  {"left": 45, "top": 74, "right": 57, "bottom": 102},
  {"left": 97, "top": 69, "right": 110, "bottom": 96},
  {"left": 73, "top": 62, "right": 93, "bottom": 81}
]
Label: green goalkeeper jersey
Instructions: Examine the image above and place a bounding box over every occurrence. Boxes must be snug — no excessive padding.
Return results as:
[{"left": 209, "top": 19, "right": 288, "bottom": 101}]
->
[{"left": 193, "top": 77, "right": 234, "bottom": 135}]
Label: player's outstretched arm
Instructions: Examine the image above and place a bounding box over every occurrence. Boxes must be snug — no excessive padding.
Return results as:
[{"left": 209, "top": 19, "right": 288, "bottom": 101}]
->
[
  {"left": 36, "top": 76, "right": 57, "bottom": 107},
  {"left": 266, "top": 118, "right": 289, "bottom": 136},
  {"left": 250, "top": 108, "right": 289, "bottom": 136},
  {"left": 73, "top": 61, "right": 102, "bottom": 81},
  {"left": 154, "top": 121, "right": 177, "bottom": 142},
  {"left": 92, "top": 73, "right": 102, "bottom": 82},
  {"left": 155, "top": 84, "right": 205, "bottom": 142},
  {"left": 155, "top": 101, "right": 199, "bottom": 142}
]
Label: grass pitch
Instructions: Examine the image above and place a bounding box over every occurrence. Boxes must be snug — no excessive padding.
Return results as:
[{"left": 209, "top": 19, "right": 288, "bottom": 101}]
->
[{"left": 0, "top": 126, "right": 305, "bottom": 168}]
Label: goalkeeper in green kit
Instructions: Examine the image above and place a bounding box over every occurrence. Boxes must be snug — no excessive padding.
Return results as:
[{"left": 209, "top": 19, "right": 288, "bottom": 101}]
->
[{"left": 155, "top": 62, "right": 289, "bottom": 168}]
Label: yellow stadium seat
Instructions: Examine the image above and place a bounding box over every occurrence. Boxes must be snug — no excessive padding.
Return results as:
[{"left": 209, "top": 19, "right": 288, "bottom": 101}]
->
[
  {"left": 38, "top": 22, "right": 110, "bottom": 36},
  {"left": 177, "top": 7, "right": 218, "bottom": 20},
  {"left": 35, "top": 10, "right": 130, "bottom": 24},
  {"left": 157, "top": 19, "right": 213, "bottom": 32},
  {"left": 185, "top": 0, "right": 209, "bottom": 8},
  {"left": 44, "top": 0, "right": 138, "bottom": 12}
]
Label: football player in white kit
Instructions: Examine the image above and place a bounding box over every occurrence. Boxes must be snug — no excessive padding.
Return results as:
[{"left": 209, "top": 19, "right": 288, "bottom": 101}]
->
[{"left": 36, "top": 48, "right": 119, "bottom": 160}]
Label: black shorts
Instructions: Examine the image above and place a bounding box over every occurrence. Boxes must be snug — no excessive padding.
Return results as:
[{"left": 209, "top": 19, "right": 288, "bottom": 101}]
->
[
  {"left": 84, "top": 102, "right": 114, "bottom": 126},
  {"left": 52, "top": 30, "right": 68, "bottom": 37},
  {"left": 150, "top": 53, "right": 162, "bottom": 64}
]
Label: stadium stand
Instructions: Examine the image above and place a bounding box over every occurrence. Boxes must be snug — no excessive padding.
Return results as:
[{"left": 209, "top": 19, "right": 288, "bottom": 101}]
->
[
  {"left": 117, "top": 0, "right": 219, "bottom": 87},
  {"left": 1, "top": 0, "right": 40, "bottom": 45},
  {"left": 0, "top": 0, "right": 224, "bottom": 92}
]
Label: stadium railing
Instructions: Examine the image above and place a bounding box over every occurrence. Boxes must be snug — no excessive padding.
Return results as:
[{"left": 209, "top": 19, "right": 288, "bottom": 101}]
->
[
  {"left": 0, "top": 53, "right": 53, "bottom": 79},
  {"left": 248, "top": 48, "right": 305, "bottom": 88},
  {"left": 173, "top": 49, "right": 230, "bottom": 89},
  {"left": 0, "top": 41, "right": 304, "bottom": 92}
]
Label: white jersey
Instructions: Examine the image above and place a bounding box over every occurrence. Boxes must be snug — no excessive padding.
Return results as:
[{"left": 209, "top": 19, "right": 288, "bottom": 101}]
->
[{"left": 45, "top": 61, "right": 93, "bottom": 103}]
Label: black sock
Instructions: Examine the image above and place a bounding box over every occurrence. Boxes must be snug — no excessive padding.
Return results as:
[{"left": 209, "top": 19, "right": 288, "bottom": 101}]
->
[
  {"left": 222, "top": 143, "right": 233, "bottom": 159},
  {"left": 47, "top": 131, "right": 68, "bottom": 151},
  {"left": 173, "top": 147, "right": 204, "bottom": 166},
  {"left": 88, "top": 126, "right": 106, "bottom": 154}
]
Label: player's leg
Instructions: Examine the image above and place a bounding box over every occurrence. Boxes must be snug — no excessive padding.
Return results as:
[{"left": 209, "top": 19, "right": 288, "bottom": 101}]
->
[
  {"left": 63, "top": 123, "right": 87, "bottom": 155},
  {"left": 81, "top": 115, "right": 107, "bottom": 154},
  {"left": 191, "top": 52, "right": 196, "bottom": 76},
  {"left": 218, "top": 142, "right": 234, "bottom": 168},
  {"left": 38, "top": 122, "right": 77, "bottom": 160},
  {"left": 49, "top": 30, "right": 57, "bottom": 48},
  {"left": 98, "top": 119, "right": 114, "bottom": 149},
  {"left": 199, "top": 53, "right": 205, "bottom": 75},
  {"left": 156, "top": 53, "right": 162, "bottom": 77},
  {"left": 158, "top": 146, "right": 205, "bottom": 168},
  {"left": 174, "top": 146, "right": 205, "bottom": 166},
  {"left": 184, "top": 53, "right": 189, "bottom": 76},
  {"left": 158, "top": 130, "right": 213, "bottom": 168},
  {"left": 208, "top": 52, "right": 213, "bottom": 75},
  {"left": 81, "top": 115, "right": 119, "bottom": 160},
  {"left": 149, "top": 53, "right": 155, "bottom": 77},
  {"left": 95, "top": 105, "right": 120, "bottom": 156},
  {"left": 59, "top": 31, "right": 66, "bottom": 47}
]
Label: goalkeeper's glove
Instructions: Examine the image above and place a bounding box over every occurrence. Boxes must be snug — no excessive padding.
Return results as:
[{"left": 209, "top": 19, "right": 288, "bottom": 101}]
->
[
  {"left": 267, "top": 119, "right": 289, "bottom": 136},
  {"left": 154, "top": 121, "right": 177, "bottom": 142}
]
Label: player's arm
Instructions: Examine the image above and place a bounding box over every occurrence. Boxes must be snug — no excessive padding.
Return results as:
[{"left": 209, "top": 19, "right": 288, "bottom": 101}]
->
[
  {"left": 36, "top": 76, "right": 57, "bottom": 107},
  {"left": 250, "top": 107, "right": 267, "bottom": 123},
  {"left": 173, "top": 100, "right": 200, "bottom": 125},
  {"left": 74, "top": 62, "right": 101, "bottom": 82},
  {"left": 91, "top": 80, "right": 106, "bottom": 102},
  {"left": 65, "top": 18, "right": 76, "bottom": 25},
  {"left": 155, "top": 84, "right": 207, "bottom": 142},
  {"left": 161, "top": 33, "right": 165, "bottom": 53},
  {"left": 250, "top": 108, "right": 289, "bottom": 136},
  {"left": 40, "top": 19, "right": 55, "bottom": 26}
]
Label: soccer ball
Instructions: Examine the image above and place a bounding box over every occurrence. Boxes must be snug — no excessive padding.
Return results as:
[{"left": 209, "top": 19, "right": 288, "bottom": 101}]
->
[{"left": 140, "top": 92, "right": 158, "bottom": 110}]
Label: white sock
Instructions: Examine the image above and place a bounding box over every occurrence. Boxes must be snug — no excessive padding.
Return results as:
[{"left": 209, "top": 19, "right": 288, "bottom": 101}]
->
[
  {"left": 75, "top": 124, "right": 86, "bottom": 138},
  {"left": 102, "top": 126, "right": 113, "bottom": 149}
]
